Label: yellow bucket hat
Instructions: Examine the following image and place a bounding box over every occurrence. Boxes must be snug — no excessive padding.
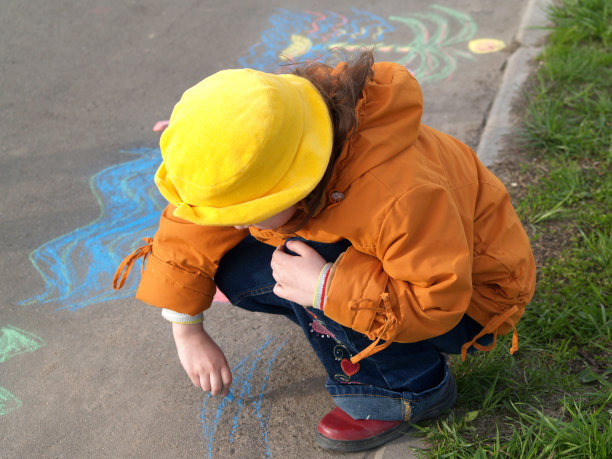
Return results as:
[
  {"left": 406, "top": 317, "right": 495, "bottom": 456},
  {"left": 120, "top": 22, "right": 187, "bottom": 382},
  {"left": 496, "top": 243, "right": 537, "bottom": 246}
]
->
[{"left": 155, "top": 68, "right": 333, "bottom": 226}]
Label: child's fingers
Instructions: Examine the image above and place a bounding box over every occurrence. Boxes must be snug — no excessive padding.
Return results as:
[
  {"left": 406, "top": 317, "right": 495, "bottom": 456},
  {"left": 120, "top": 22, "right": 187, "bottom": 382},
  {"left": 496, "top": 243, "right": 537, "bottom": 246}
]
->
[
  {"left": 199, "top": 374, "right": 212, "bottom": 393},
  {"left": 189, "top": 373, "right": 202, "bottom": 389},
  {"left": 271, "top": 245, "right": 291, "bottom": 273},
  {"left": 273, "top": 282, "right": 298, "bottom": 302},
  {"left": 285, "top": 240, "right": 316, "bottom": 257},
  {"left": 207, "top": 364, "right": 233, "bottom": 396},
  {"left": 272, "top": 265, "right": 293, "bottom": 287},
  {"left": 272, "top": 282, "right": 285, "bottom": 298},
  {"left": 270, "top": 245, "right": 281, "bottom": 265},
  {"left": 273, "top": 282, "right": 304, "bottom": 304},
  {"left": 152, "top": 120, "right": 170, "bottom": 132},
  {"left": 209, "top": 373, "right": 224, "bottom": 396},
  {"left": 271, "top": 245, "right": 289, "bottom": 263},
  {"left": 221, "top": 367, "right": 233, "bottom": 396}
]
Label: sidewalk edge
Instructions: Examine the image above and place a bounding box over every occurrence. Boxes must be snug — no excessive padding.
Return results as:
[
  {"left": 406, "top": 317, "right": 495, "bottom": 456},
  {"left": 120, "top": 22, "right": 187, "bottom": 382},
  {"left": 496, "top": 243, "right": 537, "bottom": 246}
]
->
[{"left": 476, "top": 0, "right": 553, "bottom": 166}]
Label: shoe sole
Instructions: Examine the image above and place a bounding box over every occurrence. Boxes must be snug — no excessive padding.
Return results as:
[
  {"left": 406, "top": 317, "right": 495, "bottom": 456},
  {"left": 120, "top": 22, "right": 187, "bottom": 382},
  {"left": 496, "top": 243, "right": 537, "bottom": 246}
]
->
[
  {"left": 314, "top": 421, "right": 413, "bottom": 453},
  {"left": 315, "top": 375, "right": 457, "bottom": 452}
]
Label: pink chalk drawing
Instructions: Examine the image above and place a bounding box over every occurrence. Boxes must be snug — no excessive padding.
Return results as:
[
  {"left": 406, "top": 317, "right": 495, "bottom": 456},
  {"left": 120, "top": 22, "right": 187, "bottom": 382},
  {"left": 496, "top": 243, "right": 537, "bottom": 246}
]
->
[{"left": 238, "top": 6, "right": 506, "bottom": 83}]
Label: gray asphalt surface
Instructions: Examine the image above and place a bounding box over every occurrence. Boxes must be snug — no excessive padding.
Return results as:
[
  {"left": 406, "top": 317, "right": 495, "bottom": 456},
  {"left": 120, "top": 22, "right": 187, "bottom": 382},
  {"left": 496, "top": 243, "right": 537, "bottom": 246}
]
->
[{"left": 1, "top": 1, "right": 546, "bottom": 457}]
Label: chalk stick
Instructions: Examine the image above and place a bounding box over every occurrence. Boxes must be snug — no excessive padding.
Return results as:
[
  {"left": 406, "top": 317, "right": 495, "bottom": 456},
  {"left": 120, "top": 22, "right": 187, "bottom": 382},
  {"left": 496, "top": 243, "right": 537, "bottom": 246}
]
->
[
  {"left": 153, "top": 120, "right": 170, "bottom": 132},
  {"left": 225, "top": 390, "right": 234, "bottom": 402}
]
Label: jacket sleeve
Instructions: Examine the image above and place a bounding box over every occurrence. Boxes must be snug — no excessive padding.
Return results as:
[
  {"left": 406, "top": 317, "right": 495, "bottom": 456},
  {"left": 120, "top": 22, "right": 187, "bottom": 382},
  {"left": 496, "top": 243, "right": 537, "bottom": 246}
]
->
[
  {"left": 324, "top": 184, "right": 474, "bottom": 344},
  {"left": 136, "top": 205, "right": 249, "bottom": 315}
]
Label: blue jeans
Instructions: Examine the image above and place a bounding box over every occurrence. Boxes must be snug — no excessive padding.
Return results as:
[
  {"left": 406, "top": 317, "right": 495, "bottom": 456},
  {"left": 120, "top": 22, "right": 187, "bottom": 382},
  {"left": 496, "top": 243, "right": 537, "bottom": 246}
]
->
[{"left": 215, "top": 235, "right": 491, "bottom": 421}]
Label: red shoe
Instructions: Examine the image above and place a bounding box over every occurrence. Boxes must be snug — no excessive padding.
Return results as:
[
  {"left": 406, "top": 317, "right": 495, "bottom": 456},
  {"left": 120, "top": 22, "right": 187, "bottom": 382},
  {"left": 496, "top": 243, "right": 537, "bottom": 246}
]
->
[{"left": 315, "top": 407, "right": 411, "bottom": 452}]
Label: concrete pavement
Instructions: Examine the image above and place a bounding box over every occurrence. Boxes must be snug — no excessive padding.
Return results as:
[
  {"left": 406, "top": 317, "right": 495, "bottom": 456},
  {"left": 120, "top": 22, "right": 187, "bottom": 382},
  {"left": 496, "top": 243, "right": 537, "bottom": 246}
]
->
[{"left": 1, "top": 0, "right": 548, "bottom": 457}]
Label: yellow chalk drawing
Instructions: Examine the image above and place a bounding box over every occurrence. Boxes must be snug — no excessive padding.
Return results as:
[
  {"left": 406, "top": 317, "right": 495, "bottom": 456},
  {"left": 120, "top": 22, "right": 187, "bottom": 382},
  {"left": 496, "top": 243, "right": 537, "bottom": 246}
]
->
[
  {"left": 468, "top": 38, "right": 506, "bottom": 54},
  {"left": 279, "top": 34, "right": 313, "bottom": 61}
]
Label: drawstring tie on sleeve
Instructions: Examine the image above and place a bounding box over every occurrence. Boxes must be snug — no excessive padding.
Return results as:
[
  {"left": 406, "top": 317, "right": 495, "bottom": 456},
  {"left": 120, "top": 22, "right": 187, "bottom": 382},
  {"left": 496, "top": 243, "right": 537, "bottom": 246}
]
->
[
  {"left": 460, "top": 305, "right": 520, "bottom": 361},
  {"left": 112, "top": 237, "right": 154, "bottom": 290},
  {"left": 349, "top": 293, "right": 399, "bottom": 364}
]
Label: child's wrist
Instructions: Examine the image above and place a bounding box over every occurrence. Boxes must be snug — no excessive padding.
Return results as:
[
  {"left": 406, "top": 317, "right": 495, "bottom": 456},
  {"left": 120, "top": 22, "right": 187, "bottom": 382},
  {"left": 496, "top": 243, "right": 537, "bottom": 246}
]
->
[{"left": 172, "top": 321, "right": 205, "bottom": 338}]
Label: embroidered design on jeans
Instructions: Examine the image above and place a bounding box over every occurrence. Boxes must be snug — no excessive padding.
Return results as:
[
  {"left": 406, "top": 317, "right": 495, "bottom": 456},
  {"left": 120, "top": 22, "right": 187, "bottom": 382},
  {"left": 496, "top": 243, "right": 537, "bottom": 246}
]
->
[
  {"left": 333, "top": 344, "right": 361, "bottom": 383},
  {"left": 306, "top": 310, "right": 362, "bottom": 383},
  {"left": 309, "top": 319, "right": 336, "bottom": 339},
  {"left": 340, "top": 358, "right": 360, "bottom": 377}
]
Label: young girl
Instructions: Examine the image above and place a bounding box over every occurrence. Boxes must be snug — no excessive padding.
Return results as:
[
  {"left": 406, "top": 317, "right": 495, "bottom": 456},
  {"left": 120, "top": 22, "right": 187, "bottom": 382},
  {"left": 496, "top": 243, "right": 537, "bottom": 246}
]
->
[{"left": 113, "top": 51, "right": 536, "bottom": 452}]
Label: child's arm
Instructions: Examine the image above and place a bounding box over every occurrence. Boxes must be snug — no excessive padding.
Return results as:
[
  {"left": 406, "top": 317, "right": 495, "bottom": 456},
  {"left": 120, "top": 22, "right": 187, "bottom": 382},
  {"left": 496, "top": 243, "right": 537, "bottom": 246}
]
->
[
  {"left": 172, "top": 322, "right": 232, "bottom": 396},
  {"left": 131, "top": 205, "right": 250, "bottom": 316}
]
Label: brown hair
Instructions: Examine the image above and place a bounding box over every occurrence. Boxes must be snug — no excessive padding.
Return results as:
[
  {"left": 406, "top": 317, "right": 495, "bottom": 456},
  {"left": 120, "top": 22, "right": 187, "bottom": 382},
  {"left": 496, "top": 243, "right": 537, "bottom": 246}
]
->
[{"left": 286, "top": 50, "right": 375, "bottom": 231}]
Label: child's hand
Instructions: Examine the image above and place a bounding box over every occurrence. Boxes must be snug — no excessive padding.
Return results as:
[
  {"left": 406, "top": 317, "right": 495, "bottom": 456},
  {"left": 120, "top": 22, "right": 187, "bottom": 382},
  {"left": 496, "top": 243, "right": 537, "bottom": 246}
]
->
[
  {"left": 270, "top": 240, "right": 327, "bottom": 306},
  {"left": 172, "top": 323, "right": 232, "bottom": 396}
]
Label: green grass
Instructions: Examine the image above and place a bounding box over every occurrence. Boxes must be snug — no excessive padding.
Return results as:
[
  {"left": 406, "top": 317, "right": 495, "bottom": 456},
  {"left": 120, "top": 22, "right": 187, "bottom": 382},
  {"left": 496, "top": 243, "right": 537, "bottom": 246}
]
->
[{"left": 418, "top": 0, "right": 612, "bottom": 456}]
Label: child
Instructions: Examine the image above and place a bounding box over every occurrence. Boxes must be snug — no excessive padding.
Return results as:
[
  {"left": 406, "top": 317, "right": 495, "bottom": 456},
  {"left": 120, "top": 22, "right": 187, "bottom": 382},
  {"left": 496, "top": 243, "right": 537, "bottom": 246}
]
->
[{"left": 113, "top": 51, "right": 536, "bottom": 452}]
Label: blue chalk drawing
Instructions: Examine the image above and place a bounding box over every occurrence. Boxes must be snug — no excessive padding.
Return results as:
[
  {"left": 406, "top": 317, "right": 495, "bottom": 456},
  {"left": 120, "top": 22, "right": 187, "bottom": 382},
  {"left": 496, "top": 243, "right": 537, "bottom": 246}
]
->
[
  {"left": 238, "top": 8, "right": 394, "bottom": 70},
  {"left": 238, "top": 6, "right": 479, "bottom": 83},
  {"left": 0, "top": 325, "right": 45, "bottom": 415},
  {"left": 201, "top": 336, "right": 287, "bottom": 458},
  {"left": 20, "top": 148, "right": 165, "bottom": 310}
]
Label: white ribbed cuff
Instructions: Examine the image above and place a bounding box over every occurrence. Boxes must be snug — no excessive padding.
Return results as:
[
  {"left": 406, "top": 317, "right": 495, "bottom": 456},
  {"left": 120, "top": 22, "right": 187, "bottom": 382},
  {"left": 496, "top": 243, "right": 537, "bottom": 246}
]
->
[
  {"left": 161, "top": 308, "right": 204, "bottom": 324},
  {"left": 312, "top": 263, "right": 333, "bottom": 310}
]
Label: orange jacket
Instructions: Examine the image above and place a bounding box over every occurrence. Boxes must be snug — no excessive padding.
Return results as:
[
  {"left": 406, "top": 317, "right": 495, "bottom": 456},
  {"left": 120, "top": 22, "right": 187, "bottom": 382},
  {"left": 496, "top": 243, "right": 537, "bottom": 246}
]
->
[{"left": 114, "top": 63, "right": 536, "bottom": 363}]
